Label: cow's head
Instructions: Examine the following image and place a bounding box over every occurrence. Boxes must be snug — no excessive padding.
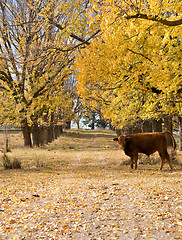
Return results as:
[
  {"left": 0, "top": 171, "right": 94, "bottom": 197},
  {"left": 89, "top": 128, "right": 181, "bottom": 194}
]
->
[{"left": 113, "top": 135, "right": 131, "bottom": 149}]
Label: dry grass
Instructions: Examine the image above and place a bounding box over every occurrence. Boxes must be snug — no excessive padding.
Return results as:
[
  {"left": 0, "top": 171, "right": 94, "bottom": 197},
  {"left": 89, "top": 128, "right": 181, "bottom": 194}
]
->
[
  {"left": 0, "top": 129, "right": 181, "bottom": 172},
  {"left": 0, "top": 129, "right": 123, "bottom": 172},
  {"left": 0, "top": 131, "right": 24, "bottom": 150}
]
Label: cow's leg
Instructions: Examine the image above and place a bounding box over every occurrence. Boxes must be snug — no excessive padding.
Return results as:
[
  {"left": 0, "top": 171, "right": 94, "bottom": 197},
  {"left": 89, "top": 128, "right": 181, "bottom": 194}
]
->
[
  {"left": 159, "top": 152, "right": 165, "bottom": 170},
  {"left": 130, "top": 156, "right": 133, "bottom": 169},
  {"left": 159, "top": 151, "right": 173, "bottom": 170},
  {"left": 134, "top": 153, "right": 138, "bottom": 170},
  {"left": 165, "top": 151, "right": 173, "bottom": 170}
]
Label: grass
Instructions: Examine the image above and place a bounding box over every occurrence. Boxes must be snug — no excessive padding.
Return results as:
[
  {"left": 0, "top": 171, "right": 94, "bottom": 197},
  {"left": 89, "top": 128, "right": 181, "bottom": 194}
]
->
[
  {"left": 0, "top": 129, "right": 181, "bottom": 173},
  {"left": 0, "top": 129, "right": 122, "bottom": 173}
]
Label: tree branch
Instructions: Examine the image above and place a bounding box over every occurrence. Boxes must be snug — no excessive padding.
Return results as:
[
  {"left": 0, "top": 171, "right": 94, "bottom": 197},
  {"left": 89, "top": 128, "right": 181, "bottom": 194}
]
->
[
  {"left": 127, "top": 48, "right": 154, "bottom": 63},
  {"left": 125, "top": 13, "right": 182, "bottom": 26},
  {"left": 48, "top": 18, "right": 90, "bottom": 45},
  {"left": 28, "top": 57, "right": 75, "bottom": 106},
  {"left": 48, "top": 18, "right": 101, "bottom": 47},
  {"left": 53, "top": 29, "right": 101, "bottom": 52}
]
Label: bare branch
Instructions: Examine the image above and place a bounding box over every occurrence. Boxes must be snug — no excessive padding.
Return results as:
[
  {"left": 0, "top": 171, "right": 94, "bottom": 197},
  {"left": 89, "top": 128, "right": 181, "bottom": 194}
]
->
[
  {"left": 125, "top": 13, "right": 182, "bottom": 26},
  {"left": 48, "top": 17, "right": 101, "bottom": 47},
  {"left": 52, "top": 29, "right": 101, "bottom": 52},
  {"left": 127, "top": 48, "right": 154, "bottom": 63}
]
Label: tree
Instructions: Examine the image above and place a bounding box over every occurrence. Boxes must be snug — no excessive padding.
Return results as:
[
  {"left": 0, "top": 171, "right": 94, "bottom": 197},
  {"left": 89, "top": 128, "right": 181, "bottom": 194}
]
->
[
  {"left": 0, "top": 0, "right": 99, "bottom": 146},
  {"left": 75, "top": 0, "right": 182, "bottom": 131},
  {"left": 0, "top": 0, "right": 74, "bottom": 146}
]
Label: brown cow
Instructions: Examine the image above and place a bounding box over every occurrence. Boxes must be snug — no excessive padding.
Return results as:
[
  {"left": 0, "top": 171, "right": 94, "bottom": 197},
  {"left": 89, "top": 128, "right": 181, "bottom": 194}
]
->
[{"left": 113, "top": 130, "right": 176, "bottom": 170}]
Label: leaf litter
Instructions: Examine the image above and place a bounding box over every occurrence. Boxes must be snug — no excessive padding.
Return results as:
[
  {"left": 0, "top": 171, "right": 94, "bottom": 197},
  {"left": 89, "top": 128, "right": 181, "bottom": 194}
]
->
[{"left": 0, "top": 169, "right": 181, "bottom": 240}]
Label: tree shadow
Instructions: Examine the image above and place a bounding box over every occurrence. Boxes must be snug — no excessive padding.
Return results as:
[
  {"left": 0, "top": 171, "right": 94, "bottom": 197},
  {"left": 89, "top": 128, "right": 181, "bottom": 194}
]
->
[{"left": 63, "top": 130, "right": 116, "bottom": 139}]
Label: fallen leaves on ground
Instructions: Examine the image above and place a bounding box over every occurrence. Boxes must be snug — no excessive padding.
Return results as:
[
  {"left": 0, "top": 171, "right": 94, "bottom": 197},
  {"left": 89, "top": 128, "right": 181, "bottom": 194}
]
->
[{"left": 0, "top": 169, "right": 181, "bottom": 240}]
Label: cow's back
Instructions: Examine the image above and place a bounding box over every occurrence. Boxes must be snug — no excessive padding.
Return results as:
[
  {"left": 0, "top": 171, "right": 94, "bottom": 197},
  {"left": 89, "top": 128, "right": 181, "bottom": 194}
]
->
[{"left": 125, "top": 132, "right": 167, "bottom": 156}]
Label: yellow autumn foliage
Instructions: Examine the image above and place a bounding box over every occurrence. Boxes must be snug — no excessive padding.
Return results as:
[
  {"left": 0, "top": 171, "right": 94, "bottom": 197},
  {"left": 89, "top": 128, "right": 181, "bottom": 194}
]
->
[
  {"left": 0, "top": 0, "right": 90, "bottom": 129},
  {"left": 75, "top": 0, "right": 182, "bottom": 128}
]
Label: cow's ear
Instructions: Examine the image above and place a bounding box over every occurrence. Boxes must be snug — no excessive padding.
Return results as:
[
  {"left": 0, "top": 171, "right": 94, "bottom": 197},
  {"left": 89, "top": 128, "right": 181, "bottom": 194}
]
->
[{"left": 113, "top": 137, "right": 119, "bottom": 142}]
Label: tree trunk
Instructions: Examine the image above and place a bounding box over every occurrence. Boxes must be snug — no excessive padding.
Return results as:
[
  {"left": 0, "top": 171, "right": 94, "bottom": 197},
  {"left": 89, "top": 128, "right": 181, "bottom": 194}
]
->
[
  {"left": 54, "top": 125, "right": 60, "bottom": 139},
  {"left": 32, "top": 125, "right": 49, "bottom": 146},
  {"left": 91, "top": 112, "right": 95, "bottom": 130},
  {"left": 76, "top": 120, "right": 80, "bottom": 129},
  {"left": 133, "top": 120, "right": 142, "bottom": 133},
  {"left": 32, "top": 124, "right": 40, "bottom": 146},
  {"left": 65, "top": 121, "right": 71, "bottom": 129},
  {"left": 99, "top": 116, "right": 107, "bottom": 129},
  {"left": 109, "top": 123, "right": 115, "bottom": 131},
  {"left": 142, "top": 120, "right": 152, "bottom": 132},
  {"left": 164, "top": 115, "right": 173, "bottom": 146},
  {"left": 47, "top": 125, "right": 54, "bottom": 143},
  {"left": 152, "top": 119, "right": 162, "bottom": 132},
  {"left": 116, "top": 128, "right": 122, "bottom": 136},
  {"left": 122, "top": 125, "right": 133, "bottom": 134},
  {"left": 60, "top": 125, "right": 63, "bottom": 134},
  {"left": 39, "top": 126, "right": 48, "bottom": 146},
  {"left": 21, "top": 119, "right": 32, "bottom": 147},
  {"left": 178, "top": 115, "right": 182, "bottom": 150}
]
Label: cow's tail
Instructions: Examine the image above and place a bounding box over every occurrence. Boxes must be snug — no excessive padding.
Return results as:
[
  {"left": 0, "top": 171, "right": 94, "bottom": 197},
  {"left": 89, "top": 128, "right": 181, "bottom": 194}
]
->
[{"left": 163, "top": 130, "right": 176, "bottom": 150}]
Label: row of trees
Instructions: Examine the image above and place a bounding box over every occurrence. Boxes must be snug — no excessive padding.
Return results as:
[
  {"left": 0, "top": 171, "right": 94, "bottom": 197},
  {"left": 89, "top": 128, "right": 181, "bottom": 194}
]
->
[
  {"left": 75, "top": 0, "right": 182, "bottom": 148},
  {"left": 0, "top": 0, "right": 99, "bottom": 146},
  {"left": 0, "top": 0, "right": 182, "bottom": 148}
]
